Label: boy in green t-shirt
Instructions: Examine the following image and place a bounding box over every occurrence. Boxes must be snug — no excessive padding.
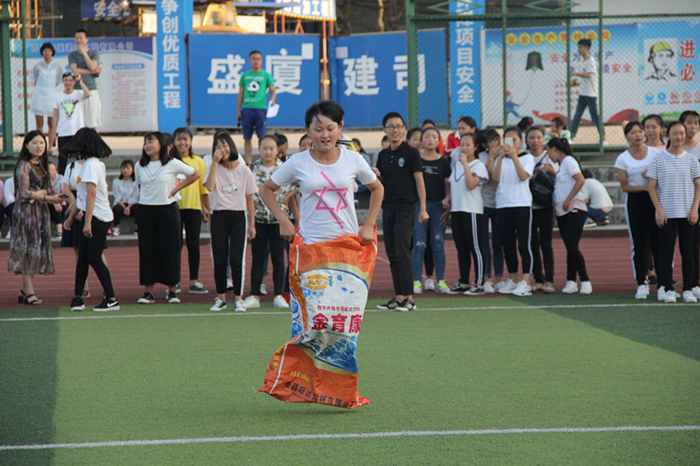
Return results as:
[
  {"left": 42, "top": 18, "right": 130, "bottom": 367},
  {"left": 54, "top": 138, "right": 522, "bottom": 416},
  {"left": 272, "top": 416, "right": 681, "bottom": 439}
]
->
[{"left": 237, "top": 50, "right": 276, "bottom": 164}]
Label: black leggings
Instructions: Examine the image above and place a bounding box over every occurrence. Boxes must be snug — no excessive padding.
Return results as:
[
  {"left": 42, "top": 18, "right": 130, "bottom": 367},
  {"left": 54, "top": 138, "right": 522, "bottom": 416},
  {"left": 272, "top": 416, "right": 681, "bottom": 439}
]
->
[
  {"left": 180, "top": 209, "right": 202, "bottom": 281},
  {"left": 112, "top": 203, "right": 139, "bottom": 227},
  {"left": 531, "top": 207, "right": 554, "bottom": 283},
  {"left": 451, "top": 212, "right": 486, "bottom": 286},
  {"left": 211, "top": 210, "right": 247, "bottom": 295},
  {"left": 556, "top": 210, "right": 589, "bottom": 282},
  {"left": 496, "top": 206, "right": 533, "bottom": 276},
  {"left": 75, "top": 217, "right": 115, "bottom": 298},
  {"left": 659, "top": 218, "right": 695, "bottom": 291},
  {"left": 625, "top": 191, "right": 660, "bottom": 286},
  {"left": 251, "top": 222, "right": 285, "bottom": 296}
]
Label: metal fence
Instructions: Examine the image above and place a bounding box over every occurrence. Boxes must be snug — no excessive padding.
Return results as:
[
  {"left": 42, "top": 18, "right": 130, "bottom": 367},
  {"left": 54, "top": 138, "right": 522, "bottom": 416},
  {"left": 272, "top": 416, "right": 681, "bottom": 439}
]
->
[{"left": 407, "top": 1, "right": 700, "bottom": 152}]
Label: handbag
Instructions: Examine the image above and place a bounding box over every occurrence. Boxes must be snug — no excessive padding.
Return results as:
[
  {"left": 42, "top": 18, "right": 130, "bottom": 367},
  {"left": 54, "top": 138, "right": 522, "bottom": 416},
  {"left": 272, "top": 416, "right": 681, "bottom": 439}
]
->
[{"left": 529, "top": 157, "right": 555, "bottom": 207}]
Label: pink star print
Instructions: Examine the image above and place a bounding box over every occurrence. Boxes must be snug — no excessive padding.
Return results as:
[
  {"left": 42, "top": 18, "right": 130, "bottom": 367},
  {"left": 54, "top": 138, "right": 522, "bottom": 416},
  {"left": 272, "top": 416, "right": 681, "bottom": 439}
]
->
[{"left": 313, "top": 171, "right": 349, "bottom": 229}]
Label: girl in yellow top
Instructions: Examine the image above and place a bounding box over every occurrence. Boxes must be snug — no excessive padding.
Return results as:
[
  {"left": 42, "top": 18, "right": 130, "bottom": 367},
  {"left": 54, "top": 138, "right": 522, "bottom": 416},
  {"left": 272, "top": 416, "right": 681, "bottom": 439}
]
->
[{"left": 173, "top": 127, "right": 210, "bottom": 294}]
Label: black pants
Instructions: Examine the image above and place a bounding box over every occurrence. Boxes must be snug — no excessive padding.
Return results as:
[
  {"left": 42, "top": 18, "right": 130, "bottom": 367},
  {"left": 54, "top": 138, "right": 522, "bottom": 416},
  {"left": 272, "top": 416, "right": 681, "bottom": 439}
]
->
[
  {"left": 57, "top": 136, "right": 72, "bottom": 176},
  {"left": 180, "top": 209, "right": 202, "bottom": 281},
  {"left": 383, "top": 208, "right": 415, "bottom": 296},
  {"left": 48, "top": 204, "right": 63, "bottom": 226},
  {"left": 626, "top": 192, "right": 660, "bottom": 286},
  {"left": 451, "top": 211, "right": 487, "bottom": 286},
  {"left": 75, "top": 217, "right": 115, "bottom": 298},
  {"left": 424, "top": 235, "right": 434, "bottom": 276},
  {"left": 112, "top": 203, "right": 139, "bottom": 227},
  {"left": 531, "top": 207, "right": 555, "bottom": 283},
  {"left": 0, "top": 203, "right": 4, "bottom": 230},
  {"left": 211, "top": 210, "right": 247, "bottom": 295},
  {"left": 136, "top": 203, "right": 181, "bottom": 286},
  {"left": 251, "top": 222, "right": 285, "bottom": 295},
  {"left": 496, "top": 207, "right": 533, "bottom": 276},
  {"left": 4, "top": 202, "right": 14, "bottom": 228},
  {"left": 659, "top": 218, "right": 695, "bottom": 291},
  {"left": 694, "top": 206, "right": 700, "bottom": 287},
  {"left": 557, "top": 210, "right": 589, "bottom": 282}
]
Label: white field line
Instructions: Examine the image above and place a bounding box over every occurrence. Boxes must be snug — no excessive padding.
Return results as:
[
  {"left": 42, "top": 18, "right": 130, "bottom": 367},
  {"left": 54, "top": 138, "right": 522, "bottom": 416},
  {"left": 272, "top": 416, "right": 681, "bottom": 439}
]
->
[
  {"left": 0, "top": 302, "right": 698, "bottom": 322},
  {"left": 1, "top": 425, "right": 698, "bottom": 451}
]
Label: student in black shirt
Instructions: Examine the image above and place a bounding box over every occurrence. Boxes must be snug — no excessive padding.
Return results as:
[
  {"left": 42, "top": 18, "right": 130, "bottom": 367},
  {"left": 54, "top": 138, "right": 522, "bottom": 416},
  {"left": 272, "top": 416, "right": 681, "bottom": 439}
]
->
[{"left": 373, "top": 112, "right": 428, "bottom": 311}]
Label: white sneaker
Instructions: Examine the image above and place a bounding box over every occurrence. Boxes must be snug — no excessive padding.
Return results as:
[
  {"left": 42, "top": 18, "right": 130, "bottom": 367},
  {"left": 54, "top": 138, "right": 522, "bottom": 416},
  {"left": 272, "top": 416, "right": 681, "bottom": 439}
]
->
[
  {"left": 260, "top": 283, "right": 267, "bottom": 296},
  {"left": 235, "top": 299, "right": 247, "bottom": 312},
  {"left": 413, "top": 281, "right": 424, "bottom": 295},
  {"left": 111, "top": 226, "right": 121, "bottom": 237},
  {"left": 562, "top": 281, "right": 578, "bottom": 294},
  {"left": 243, "top": 295, "right": 260, "bottom": 308},
  {"left": 657, "top": 286, "right": 667, "bottom": 302},
  {"left": 511, "top": 280, "right": 532, "bottom": 297},
  {"left": 493, "top": 280, "right": 508, "bottom": 292},
  {"left": 497, "top": 279, "right": 517, "bottom": 294},
  {"left": 635, "top": 285, "right": 649, "bottom": 300},
  {"left": 484, "top": 280, "right": 495, "bottom": 294},
  {"left": 210, "top": 298, "right": 227, "bottom": 311},
  {"left": 424, "top": 278, "right": 436, "bottom": 291},
  {"left": 692, "top": 286, "right": 700, "bottom": 299},
  {"left": 579, "top": 281, "right": 593, "bottom": 295},
  {"left": 672, "top": 291, "right": 681, "bottom": 298},
  {"left": 226, "top": 278, "right": 234, "bottom": 291},
  {"left": 682, "top": 290, "right": 697, "bottom": 303},
  {"left": 664, "top": 290, "right": 677, "bottom": 303},
  {"left": 273, "top": 295, "right": 289, "bottom": 308}
]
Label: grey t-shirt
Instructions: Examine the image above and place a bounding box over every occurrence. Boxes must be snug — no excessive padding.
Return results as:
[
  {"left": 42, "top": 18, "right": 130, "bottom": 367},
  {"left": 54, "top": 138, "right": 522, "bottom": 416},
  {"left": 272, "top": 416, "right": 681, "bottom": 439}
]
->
[{"left": 68, "top": 49, "right": 100, "bottom": 90}]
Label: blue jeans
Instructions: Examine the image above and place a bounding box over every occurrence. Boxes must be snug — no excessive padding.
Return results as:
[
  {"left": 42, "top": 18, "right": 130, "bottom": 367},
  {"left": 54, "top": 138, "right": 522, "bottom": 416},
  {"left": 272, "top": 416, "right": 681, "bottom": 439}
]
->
[
  {"left": 587, "top": 206, "right": 610, "bottom": 220},
  {"left": 480, "top": 206, "right": 504, "bottom": 278},
  {"left": 570, "top": 95, "right": 605, "bottom": 140},
  {"left": 412, "top": 201, "right": 446, "bottom": 282}
]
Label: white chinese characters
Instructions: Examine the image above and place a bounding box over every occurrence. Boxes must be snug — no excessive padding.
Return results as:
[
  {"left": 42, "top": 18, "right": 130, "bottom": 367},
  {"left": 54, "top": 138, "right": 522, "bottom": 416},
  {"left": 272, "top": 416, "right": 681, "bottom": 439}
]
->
[
  {"left": 207, "top": 54, "right": 246, "bottom": 94},
  {"left": 393, "top": 54, "right": 426, "bottom": 93},
  {"left": 343, "top": 55, "right": 380, "bottom": 96}
]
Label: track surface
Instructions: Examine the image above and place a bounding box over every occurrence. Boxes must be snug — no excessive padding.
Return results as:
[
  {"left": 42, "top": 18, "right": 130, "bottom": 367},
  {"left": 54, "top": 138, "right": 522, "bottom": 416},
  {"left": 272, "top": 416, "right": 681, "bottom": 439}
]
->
[{"left": 0, "top": 236, "right": 679, "bottom": 308}]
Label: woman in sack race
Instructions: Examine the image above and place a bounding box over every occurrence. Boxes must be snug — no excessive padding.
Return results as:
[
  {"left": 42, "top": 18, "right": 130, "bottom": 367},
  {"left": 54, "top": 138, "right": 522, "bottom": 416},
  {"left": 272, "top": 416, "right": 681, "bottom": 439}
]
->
[{"left": 527, "top": 126, "right": 558, "bottom": 293}]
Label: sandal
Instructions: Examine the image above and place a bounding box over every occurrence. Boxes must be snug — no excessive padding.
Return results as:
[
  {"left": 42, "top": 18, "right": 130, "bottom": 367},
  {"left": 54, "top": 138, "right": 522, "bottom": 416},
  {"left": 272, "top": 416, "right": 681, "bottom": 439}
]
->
[
  {"left": 25, "top": 294, "right": 43, "bottom": 305},
  {"left": 543, "top": 282, "right": 555, "bottom": 294},
  {"left": 18, "top": 289, "right": 27, "bottom": 304}
]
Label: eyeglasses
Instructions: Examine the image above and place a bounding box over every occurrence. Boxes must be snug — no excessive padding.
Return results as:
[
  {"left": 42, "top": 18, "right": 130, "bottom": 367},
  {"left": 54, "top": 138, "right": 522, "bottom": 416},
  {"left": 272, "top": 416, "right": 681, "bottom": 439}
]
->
[{"left": 384, "top": 125, "right": 404, "bottom": 130}]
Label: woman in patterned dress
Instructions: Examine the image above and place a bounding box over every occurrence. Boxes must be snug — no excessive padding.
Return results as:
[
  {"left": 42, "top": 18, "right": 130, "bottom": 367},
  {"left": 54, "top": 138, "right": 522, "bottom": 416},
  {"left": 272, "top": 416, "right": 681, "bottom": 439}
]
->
[{"left": 8, "top": 131, "right": 63, "bottom": 305}]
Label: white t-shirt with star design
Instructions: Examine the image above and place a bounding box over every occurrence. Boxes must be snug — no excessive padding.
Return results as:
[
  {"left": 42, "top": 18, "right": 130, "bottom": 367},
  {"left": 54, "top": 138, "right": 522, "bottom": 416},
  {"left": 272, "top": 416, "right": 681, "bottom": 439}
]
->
[{"left": 271, "top": 147, "right": 377, "bottom": 245}]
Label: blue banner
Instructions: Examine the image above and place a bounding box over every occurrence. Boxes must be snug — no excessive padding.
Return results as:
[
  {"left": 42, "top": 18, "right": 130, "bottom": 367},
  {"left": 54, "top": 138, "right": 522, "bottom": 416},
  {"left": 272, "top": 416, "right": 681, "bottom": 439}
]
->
[
  {"left": 81, "top": 0, "right": 132, "bottom": 20},
  {"left": 157, "top": 0, "right": 192, "bottom": 131},
  {"left": 449, "top": 1, "right": 484, "bottom": 128},
  {"left": 188, "top": 34, "right": 320, "bottom": 128},
  {"left": 328, "top": 31, "right": 448, "bottom": 127}
]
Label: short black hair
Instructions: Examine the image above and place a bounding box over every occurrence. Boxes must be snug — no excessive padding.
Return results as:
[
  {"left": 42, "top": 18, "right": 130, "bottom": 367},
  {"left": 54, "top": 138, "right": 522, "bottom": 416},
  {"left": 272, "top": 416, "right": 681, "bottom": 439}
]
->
[
  {"left": 457, "top": 116, "right": 477, "bottom": 129},
  {"left": 259, "top": 134, "right": 279, "bottom": 148},
  {"left": 249, "top": 50, "right": 262, "bottom": 57},
  {"left": 406, "top": 127, "right": 422, "bottom": 141},
  {"left": 299, "top": 134, "right": 310, "bottom": 147},
  {"left": 578, "top": 38, "right": 592, "bottom": 48},
  {"left": 62, "top": 71, "right": 75, "bottom": 80},
  {"left": 504, "top": 126, "right": 523, "bottom": 141},
  {"left": 422, "top": 119, "right": 436, "bottom": 127},
  {"left": 551, "top": 116, "right": 567, "bottom": 129},
  {"left": 382, "top": 112, "right": 405, "bottom": 128},
  {"left": 119, "top": 159, "right": 135, "bottom": 180},
  {"left": 680, "top": 110, "right": 700, "bottom": 124},
  {"left": 623, "top": 121, "right": 643, "bottom": 136},
  {"left": 525, "top": 126, "right": 546, "bottom": 150},
  {"left": 274, "top": 133, "right": 288, "bottom": 147},
  {"left": 212, "top": 130, "right": 239, "bottom": 162},
  {"left": 173, "top": 127, "right": 194, "bottom": 158},
  {"left": 40, "top": 42, "right": 55, "bottom": 56},
  {"left": 62, "top": 127, "right": 112, "bottom": 160},
  {"left": 75, "top": 29, "right": 89, "bottom": 37},
  {"left": 477, "top": 128, "right": 500, "bottom": 152},
  {"left": 140, "top": 132, "right": 173, "bottom": 166},
  {"left": 305, "top": 100, "right": 344, "bottom": 128}
]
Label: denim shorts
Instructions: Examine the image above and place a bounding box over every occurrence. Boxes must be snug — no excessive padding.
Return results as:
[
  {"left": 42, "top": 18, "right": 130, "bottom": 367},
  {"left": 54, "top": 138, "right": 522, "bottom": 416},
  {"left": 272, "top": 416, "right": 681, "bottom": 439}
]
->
[{"left": 241, "top": 108, "right": 267, "bottom": 140}]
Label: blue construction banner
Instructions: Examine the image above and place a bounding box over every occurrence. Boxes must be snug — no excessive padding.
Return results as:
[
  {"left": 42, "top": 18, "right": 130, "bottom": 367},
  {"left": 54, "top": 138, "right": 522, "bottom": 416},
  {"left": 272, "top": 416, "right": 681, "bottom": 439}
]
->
[
  {"left": 188, "top": 34, "right": 320, "bottom": 128},
  {"left": 329, "top": 31, "right": 448, "bottom": 127},
  {"left": 81, "top": 0, "right": 132, "bottom": 20},
  {"left": 157, "top": 0, "right": 192, "bottom": 131},
  {"left": 449, "top": 0, "right": 484, "bottom": 128}
]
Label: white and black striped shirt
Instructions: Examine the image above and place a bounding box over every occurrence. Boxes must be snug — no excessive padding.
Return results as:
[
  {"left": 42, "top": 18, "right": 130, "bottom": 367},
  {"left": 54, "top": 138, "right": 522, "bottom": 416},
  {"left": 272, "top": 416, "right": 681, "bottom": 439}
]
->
[{"left": 647, "top": 150, "right": 700, "bottom": 219}]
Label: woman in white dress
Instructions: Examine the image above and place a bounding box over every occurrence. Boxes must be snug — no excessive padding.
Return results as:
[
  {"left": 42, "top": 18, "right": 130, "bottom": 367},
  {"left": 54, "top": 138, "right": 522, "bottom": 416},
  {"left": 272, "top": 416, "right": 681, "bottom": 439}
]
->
[{"left": 30, "top": 43, "right": 62, "bottom": 134}]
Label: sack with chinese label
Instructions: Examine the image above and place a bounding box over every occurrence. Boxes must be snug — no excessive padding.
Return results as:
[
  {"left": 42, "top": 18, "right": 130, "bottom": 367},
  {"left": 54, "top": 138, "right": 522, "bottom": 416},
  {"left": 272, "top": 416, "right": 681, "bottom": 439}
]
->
[{"left": 258, "top": 231, "right": 377, "bottom": 409}]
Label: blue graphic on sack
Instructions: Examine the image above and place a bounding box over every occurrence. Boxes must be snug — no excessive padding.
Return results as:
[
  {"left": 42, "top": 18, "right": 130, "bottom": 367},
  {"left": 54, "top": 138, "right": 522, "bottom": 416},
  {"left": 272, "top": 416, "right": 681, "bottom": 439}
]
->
[
  {"left": 290, "top": 298, "right": 303, "bottom": 338},
  {"left": 301, "top": 272, "right": 332, "bottom": 300},
  {"left": 306, "top": 336, "right": 359, "bottom": 372}
]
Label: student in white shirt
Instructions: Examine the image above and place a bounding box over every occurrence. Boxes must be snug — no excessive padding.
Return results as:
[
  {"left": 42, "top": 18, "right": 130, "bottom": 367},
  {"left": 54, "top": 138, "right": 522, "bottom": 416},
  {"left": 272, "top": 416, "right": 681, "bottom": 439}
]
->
[
  {"left": 642, "top": 114, "right": 666, "bottom": 152},
  {"left": 580, "top": 170, "right": 613, "bottom": 225},
  {"left": 135, "top": 132, "right": 200, "bottom": 305},
  {"left": 447, "top": 133, "right": 489, "bottom": 294},
  {"left": 61, "top": 128, "right": 120, "bottom": 311},
  {"left": 648, "top": 121, "right": 700, "bottom": 303},
  {"left": 527, "top": 126, "right": 558, "bottom": 293},
  {"left": 491, "top": 127, "right": 535, "bottom": 296},
  {"left": 49, "top": 72, "right": 91, "bottom": 176},
  {"left": 615, "top": 121, "right": 661, "bottom": 299},
  {"left": 570, "top": 39, "right": 605, "bottom": 144},
  {"left": 2, "top": 176, "right": 15, "bottom": 234},
  {"left": 204, "top": 130, "right": 258, "bottom": 312},
  {"left": 547, "top": 138, "right": 592, "bottom": 294},
  {"left": 681, "top": 110, "right": 700, "bottom": 160}
]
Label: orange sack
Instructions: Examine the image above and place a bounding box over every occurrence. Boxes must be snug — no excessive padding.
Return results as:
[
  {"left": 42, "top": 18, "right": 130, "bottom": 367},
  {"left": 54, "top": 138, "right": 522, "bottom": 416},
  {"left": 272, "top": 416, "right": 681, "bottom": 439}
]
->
[{"left": 258, "top": 231, "right": 377, "bottom": 409}]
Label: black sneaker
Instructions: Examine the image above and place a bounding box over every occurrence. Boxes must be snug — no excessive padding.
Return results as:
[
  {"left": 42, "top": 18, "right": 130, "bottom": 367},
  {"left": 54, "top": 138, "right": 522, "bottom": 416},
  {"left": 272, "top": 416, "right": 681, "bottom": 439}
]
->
[
  {"left": 70, "top": 296, "right": 85, "bottom": 312},
  {"left": 377, "top": 298, "right": 403, "bottom": 310},
  {"left": 398, "top": 299, "right": 416, "bottom": 311},
  {"left": 93, "top": 298, "right": 120, "bottom": 312},
  {"left": 464, "top": 286, "right": 485, "bottom": 295},
  {"left": 189, "top": 282, "right": 209, "bottom": 294},
  {"left": 166, "top": 290, "right": 180, "bottom": 304},
  {"left": 450, "top": 282, "right": 470, "bottom": 293},
  {"left": 138, "top": 292, "right": 155, "bottom": 304}
]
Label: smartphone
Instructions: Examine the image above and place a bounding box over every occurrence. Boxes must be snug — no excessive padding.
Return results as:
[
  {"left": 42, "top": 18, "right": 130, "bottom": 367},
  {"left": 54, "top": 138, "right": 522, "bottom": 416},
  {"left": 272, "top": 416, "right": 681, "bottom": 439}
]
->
[
  {"left": 58, "top": 193, "right": 70, "bottom": 200},
  {"left": 504, "top": 136, "right": 514, "bottom": 148}
]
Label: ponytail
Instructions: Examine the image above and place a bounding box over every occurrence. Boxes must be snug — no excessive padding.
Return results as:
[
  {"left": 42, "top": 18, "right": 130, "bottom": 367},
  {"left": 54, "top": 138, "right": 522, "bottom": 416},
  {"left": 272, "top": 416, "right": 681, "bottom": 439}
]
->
[{"left": 546, "top": 137, "right": 573, "bottom": 157}]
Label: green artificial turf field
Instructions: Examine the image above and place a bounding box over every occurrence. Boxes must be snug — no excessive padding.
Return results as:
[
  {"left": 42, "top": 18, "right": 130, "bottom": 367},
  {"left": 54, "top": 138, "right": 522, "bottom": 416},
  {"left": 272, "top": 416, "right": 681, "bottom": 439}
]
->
[{"left": 1, "top": 296, "right": 699, "bottom": 465}]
